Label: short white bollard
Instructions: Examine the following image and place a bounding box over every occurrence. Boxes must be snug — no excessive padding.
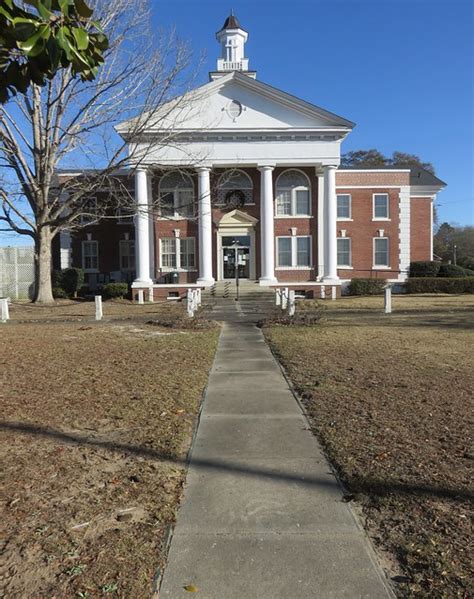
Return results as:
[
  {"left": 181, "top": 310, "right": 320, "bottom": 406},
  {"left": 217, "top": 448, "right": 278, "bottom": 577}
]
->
[
  {"left": 275, "top": 288, "right": 281, "bottom": 306},
  {"left": 288, "top": 289, "right": 296, "bottom": 316},
  {"left": 384, "top": 285, "right": 392, "bottom": 314},
  {"left": 1, "top": 298, "right": 10, "bottom": 322},
  {"left": 95, "top": 295, "right": 103, "bottom": 321},
  {"left": 148, "top": 287, "right": 154, "bottom": 303},
  {"left": 137, "top": 289, "right": 144, "bottom": 305},
  {"left": 186, "top": 289, "right": 194, "bottom": 317},
  {"left": 331, "top": 286, "right": 337, "bottom": 301},
  {"left": 196, "top": 288, "right": 202, "bottom": 307},
  {"left": 281, "top": 287, "right": 288, "bottom": 311},
  {"left": 320, "top": 286, "right": 326, "bottom": 300}
]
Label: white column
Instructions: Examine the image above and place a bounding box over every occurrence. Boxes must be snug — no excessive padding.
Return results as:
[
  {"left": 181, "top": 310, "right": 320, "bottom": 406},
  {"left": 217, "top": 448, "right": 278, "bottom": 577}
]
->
[
  {"left": 323, "top": 165, "right": 339, "bottom": 282},
  {"left": 134, "top": 168, "right": 152, "bottom": 285},
  {"left": 197, "top": 167, "right": 214, "bottom": 286},
  {"left": 317, "top": 169, "right": 325, "bottom": 280},
  {"left": 259, "top": 165, "right": 277, "bottom": 285}
]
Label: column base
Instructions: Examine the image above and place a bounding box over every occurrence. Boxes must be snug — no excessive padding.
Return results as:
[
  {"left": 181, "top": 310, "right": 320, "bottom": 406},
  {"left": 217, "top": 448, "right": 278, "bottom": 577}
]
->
[
  {"left": 196, "top": 277, "right": 215, "bottom": 287},
  {"left": 321, "top": 276, "right": 340, "bottom": 285},
  {"left": 132, "top": 279, "right": 153, "bottom": 288},
  {"left": 259, "top": 277, "right": 278, "bottom": 286}
]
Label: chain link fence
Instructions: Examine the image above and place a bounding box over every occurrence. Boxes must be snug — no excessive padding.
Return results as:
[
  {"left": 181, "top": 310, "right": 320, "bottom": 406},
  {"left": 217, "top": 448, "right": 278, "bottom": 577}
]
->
[{"left": 0, "top": 246, "right": 36, "bottom": 299}]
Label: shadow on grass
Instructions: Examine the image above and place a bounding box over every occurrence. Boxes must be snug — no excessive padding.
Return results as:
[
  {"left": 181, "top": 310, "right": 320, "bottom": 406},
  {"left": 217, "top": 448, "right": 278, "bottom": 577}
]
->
[
  {"left": 3, "top": 421, "right": 472, "bottom": 502},
  {"left": 323, "top": 310, "right": 474, "bottom": 331}
]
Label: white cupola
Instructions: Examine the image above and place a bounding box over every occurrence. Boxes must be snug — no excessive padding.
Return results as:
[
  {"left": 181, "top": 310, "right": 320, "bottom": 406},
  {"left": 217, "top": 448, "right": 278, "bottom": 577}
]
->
[{"left": 210, "top": 12, "right": 256, "bottom": 80}]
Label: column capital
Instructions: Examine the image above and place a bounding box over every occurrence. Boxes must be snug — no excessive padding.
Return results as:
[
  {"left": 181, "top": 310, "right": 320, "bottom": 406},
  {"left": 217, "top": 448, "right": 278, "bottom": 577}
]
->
[
  {"left": 323, "top": 164, "right": 338, "bottom": 171},
  {"left": 257, "top": 164, "right": 276, "bottom": 172},
  {"left": 196, "top": 165, "right": 212, "bottom": 174}
]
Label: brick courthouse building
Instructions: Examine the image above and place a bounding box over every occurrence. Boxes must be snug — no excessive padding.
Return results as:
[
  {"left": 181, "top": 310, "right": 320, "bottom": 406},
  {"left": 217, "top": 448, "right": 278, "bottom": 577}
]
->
[{"left": 54, "top": 14, "right": 445, "bottom": 298}]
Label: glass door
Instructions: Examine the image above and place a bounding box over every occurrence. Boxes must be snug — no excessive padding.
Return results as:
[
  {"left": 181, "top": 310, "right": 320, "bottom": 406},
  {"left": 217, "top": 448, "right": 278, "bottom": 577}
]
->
[{"left": 222, "top": 236, "right": 251, "bottom": 279}]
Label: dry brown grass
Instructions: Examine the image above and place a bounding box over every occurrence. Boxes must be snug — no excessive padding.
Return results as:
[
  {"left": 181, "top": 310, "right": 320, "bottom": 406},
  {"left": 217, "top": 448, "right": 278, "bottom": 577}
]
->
[
  {"left": 264, "top": 297, "right": 473, "bottom": 598},
  {"left": 0, "top": 322, "right": 219, "bottom": 598}
]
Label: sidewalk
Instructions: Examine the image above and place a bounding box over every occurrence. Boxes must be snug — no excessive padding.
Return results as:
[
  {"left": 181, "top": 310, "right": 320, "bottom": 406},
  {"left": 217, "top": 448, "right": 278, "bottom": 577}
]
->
[{"left": 160, "top": 310, "right": 392, "bottom": 598}]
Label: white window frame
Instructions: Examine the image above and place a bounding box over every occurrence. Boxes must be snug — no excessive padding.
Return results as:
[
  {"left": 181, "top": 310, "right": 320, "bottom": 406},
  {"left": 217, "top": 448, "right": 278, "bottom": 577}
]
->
[
  {"left": 116, "top": 206, "right": 134, "bottom": 224},
  {"left": 82, "top": 240, "right": 99, "bottom": 272},
  {"left": 80, "top": 197, "right": 98, "bottom": 224},
  {"left": 372, "top": 193, "right": 390, "bottom": 220},
  {"left": 216, "top": 169, "right": 254, "bottom": 206},
  {"left": 119, "top": 239, "right": 135, "bottom": 271},
  {"left": 275, "top": 170, "right": 312, "bottom": 217},
  {"left": 158, "top": 172, "right": 195, "bottom": 219},
  {"left": 336, "top": 194, "right": 352, "bottom": 220},
  {"left": 373, "top": 237, "right": 390, "bottom": 269},
  {"left": 337, "top": 237, "right": 352, "bottom": 268},
  {"left": 276, "top": 235, "right": 312, "bottom": 269},
  {"left": 159, "top": 237, "right": 196, "bottom": 271}
]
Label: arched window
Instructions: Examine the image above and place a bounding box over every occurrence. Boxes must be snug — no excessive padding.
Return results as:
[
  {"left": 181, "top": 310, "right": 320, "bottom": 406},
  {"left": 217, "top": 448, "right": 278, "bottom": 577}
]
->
[
  {"left": 159, "top": 171, "right": 194, "bottom": 218},
  {"left": 217, "top": 170, "right": 254, "bottom": 206},
  {"left": 275, "top": 170, "right": 311, "bottom": 216}
]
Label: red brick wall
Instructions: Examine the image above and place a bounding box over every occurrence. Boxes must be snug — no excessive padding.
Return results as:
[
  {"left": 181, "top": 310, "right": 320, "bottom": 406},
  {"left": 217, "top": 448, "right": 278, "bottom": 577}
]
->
[
  {"left": 335, "top": 187, "right": 401, "bottom": 279},
  {"left": 410, "top": 198, "right": 432, "bottom": 261},
  {"left": 336, "top": 171, "right": 410, "bottom": 186}
]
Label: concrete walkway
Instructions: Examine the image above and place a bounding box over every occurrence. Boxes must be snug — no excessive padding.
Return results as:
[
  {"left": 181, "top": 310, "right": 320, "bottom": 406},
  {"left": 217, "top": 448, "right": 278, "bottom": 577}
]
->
[{"left": 160, "top": 304, "right": 392, "bottom": 598}]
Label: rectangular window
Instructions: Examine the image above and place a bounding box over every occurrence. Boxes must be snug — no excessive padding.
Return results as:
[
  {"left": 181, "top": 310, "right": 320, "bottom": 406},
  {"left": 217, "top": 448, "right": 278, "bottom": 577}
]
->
[
  {"left": 82, "top": 240, "right": 98, "bottom": 271},
  {"left": 337, "top": 238, "right": 352, "bottom": 267},
  {"left": 119, "top": 240, "right": 135, "bottom": 271},
  {"left": 373, "top": 193, "right": 389, "bottom": 219},
  {"left": 337, "top": 194, "right": 351, "bottom": 219},
  {"left": 277, "top": 237, "right": 292, "bottom": 266},
  {"left": 295, "top": 189, "right": 310, "bottom": 215},
  {"left": 374, "top": 237, "right": 389, "bottom": 267},
  {"left": 117, "top": 206, "right": 133, "bottom": 224},
  {"left": 180, "top": 238, "right": 195, "bottom": 268},
  {"left": 276, "top": 190, "right": 291, "bottom": 216},
  {"left": 160, "top": 238, "right": 176, "bottom": 268},
  {"left": 296, "top": 236, "right": 311, "bottom": 266},
  {"left": 176, "top": 190, "right": 194, "bottom": 217},
  {"left": 80, "top": 198, "right": 98, "bottom": 224}
]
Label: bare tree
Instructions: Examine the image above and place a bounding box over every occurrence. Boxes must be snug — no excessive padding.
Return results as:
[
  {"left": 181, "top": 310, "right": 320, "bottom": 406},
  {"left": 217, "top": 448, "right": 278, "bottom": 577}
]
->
[{"left": 0, "top": 0, "right": 201, "bottom": 302}]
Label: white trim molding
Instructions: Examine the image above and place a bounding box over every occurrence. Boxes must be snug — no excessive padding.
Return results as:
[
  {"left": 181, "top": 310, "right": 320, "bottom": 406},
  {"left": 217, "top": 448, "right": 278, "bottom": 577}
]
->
[{"left": 398, "top": 185, "right": 411, "bottom": 281}]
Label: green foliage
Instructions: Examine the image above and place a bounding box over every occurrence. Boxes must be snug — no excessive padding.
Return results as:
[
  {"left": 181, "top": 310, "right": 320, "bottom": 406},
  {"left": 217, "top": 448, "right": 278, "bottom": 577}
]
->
[
  {"left": 103, "top": 282, "right": 129, "bottom": 299},
  {"left": 405, "top": 278, "right": 474, "bottom": 294},
  {"left": 434, "top": 223, "right": 474, "bottom": 265},
  {"left": 341, "top": 149, "right": 435, "bottom": 174},
  {"left": 459, "top": 256, "right": 474, "bottom": 271},
  {"left": 437, "top": 264, "right": 467, "bottom": 278},
  {"left": 409, "top": 261, "right": 441, "bottom": 278},
  {"left": 61, "top": 267, "right": 84, "bottom": 295},
  {"left": 52, "top": 286, "right": 67, "bottom": 298},
  {"left": 348, "top": 278, "right": 387, "bottom": 296},
  {"left": 0, "top": 0, "right": 108, "bottom": 103}
]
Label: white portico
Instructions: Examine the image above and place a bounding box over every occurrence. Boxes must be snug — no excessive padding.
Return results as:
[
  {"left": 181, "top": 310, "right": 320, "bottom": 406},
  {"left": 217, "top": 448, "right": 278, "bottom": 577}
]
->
[{"left": 116, "top": 13, "right": 355, "bottom": 290}]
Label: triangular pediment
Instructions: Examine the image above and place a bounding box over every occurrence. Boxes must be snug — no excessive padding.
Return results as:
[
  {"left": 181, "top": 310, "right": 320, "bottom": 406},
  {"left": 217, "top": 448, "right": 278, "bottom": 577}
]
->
[
  {"left": 217, "top": 209, "right": 258, "bottom": 227},
  {"left": 116, "top": 71, "right": 354, "bottom": 136}
]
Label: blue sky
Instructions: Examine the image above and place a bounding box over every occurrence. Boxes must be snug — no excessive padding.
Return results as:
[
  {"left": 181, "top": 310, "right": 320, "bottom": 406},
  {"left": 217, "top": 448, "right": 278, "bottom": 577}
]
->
[{"left": 152, "top": 0, "right": 473, "bottom": 226}]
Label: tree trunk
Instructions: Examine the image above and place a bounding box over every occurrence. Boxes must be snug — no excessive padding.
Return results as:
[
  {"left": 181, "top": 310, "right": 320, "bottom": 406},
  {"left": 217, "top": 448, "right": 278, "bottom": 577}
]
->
[{"left": 34, "top": 226, "right": 54, "bottom": 303}]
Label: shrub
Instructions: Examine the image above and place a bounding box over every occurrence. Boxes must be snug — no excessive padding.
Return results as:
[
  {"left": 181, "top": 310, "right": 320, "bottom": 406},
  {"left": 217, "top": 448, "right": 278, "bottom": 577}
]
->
[
  {"left": 459, "top": 256, "right": 474, "bottom": 272},
  {"left": 61, "top": 268, "right": 85, "bottom": 296},
  {"left": 52, "top": 287, "right": 68, "bottom": 299},
  {"left": 147, "top": 316, "right": 217, "bottom": 330},
  {"left": 409, "top": 261, "right": 441, "bottom": 278},
  {"left": 405, "top": 277, "right": 474, "bottom": 294},
  {"left": 437, "top": 264, "right": 467, "bottom": 278},
  {"left": 348, "top": 278, "right": 386, "bottom": 296},
  {"left": 103, "top": 282, "right": 129, "bottom": 299}
]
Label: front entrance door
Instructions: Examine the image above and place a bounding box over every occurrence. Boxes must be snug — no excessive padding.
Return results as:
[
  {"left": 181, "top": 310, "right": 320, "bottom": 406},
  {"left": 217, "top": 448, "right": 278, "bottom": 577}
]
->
[{"left": 222, "top": 235, "right": 251, "bottom": 279}]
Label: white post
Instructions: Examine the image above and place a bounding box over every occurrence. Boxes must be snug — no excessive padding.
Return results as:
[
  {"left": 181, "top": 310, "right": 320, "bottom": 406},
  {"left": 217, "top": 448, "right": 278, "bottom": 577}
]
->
[
  {"left": 187, "top": 289, "right": 194, "bottom": 317},
  {"left": 320, "top": 286, "right": 326, "bottom": 300},
  {"left": 258, "top": 165, "right": 277, "bottom": 285},
  {"left": 196, "top": 288, "right": 202, "bottom": 306},
  {"left": 281, "top": 287, "right": 288, "bottom": 310},
  {"left": 331, "top": 286, "right": 337, "bottom": 301},
  {"left": 134, "top": 169, "right": 153, "bottom": 286},
  {"left": 148, "top": 287, "right": 154, "bottom": 303},
  {"left": 137, "top": 289, "right": 144, "bottom": 305},
  {"left": 275, "top": 288, "right": 281, "bottom": 306},
  {"left": 197, "top": 167, "right": 214, "bottom": 286},
  {"left": 288, "top": 289, "right": 296, "bottom": 316},
  {"left": 1, "top": 298, "right": 9, "bottom": 322},
  {"left": 384, "top": 285, "right": 392, "bottom": 314},
  {"left": 95, "top": 295, "right": 103, "bottom": 321},
  {"left": 323, "top": 165, "right": 339, "bottom": 283}
]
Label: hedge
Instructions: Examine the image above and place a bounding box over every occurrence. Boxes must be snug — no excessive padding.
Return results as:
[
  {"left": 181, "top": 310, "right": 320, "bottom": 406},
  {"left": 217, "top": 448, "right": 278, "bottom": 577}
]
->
[
  {"left": 103, "top": 282, "right": 129, "bottom": 299},
  {"left": 409, "top": 261, "right": 441, "bottom": 278},
  {"left": 405, "top": 277, "right": 474, "bottom": 294},
  {"left": 348, "top": 278, "right": 387, "bottom": 296},
  {"left": 51, "top": 268, "right": 84, "bottom": 297},
  {"left": 437, "top": 264, "right": 469, "bottom": 278}
]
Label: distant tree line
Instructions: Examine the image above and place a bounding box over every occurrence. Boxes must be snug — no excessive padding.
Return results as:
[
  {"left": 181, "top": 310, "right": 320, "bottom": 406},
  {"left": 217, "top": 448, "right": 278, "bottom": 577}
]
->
[
  {"left": 341, "top": 149, "right": 435, "bottom": 174},
  {"left": 434, "top": 223, "right": 474, "bottom": 270}
]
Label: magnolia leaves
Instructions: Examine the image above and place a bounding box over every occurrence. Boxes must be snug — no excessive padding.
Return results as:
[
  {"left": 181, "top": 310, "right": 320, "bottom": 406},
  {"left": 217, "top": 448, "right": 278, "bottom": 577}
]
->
[{"left": 0, "top": 0, "right": 108, "bottom": 102}]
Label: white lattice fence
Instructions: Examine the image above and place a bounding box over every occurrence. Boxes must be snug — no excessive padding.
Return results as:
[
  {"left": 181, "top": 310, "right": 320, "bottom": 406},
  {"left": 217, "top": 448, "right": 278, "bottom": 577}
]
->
[{"left": 0, "top": 246, "right": 36, "bottom": 299}]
